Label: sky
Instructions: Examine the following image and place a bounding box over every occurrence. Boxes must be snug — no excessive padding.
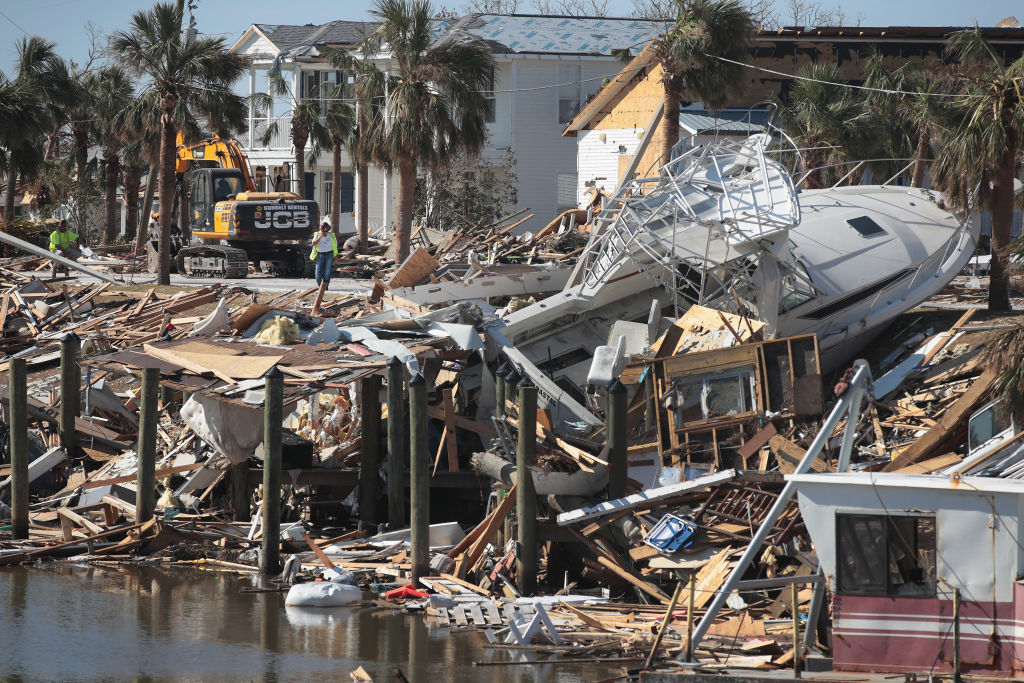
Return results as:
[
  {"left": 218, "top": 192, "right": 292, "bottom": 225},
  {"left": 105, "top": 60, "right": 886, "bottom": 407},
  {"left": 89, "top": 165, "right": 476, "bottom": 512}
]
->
[{"left": 0, "top": 0, "right": 1019, "bottom": 74}]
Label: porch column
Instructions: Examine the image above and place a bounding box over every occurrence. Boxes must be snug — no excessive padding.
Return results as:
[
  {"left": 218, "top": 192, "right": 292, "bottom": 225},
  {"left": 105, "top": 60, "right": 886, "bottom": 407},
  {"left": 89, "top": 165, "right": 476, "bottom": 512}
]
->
[{"left": 248, "top": 64, "right": 256, "bottom": 149}]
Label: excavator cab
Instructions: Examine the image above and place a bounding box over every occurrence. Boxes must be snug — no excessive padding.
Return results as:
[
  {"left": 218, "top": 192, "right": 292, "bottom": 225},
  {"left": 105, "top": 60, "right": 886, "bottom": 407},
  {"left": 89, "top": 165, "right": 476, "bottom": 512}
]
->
[{"left": 188, "top": 168, "right": 244, "bottom": 233}]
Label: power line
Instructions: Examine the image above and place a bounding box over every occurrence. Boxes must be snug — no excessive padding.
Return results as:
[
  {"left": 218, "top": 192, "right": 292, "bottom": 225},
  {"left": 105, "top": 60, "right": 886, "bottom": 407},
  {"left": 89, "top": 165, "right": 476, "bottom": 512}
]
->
[{"left": 0, "top": 7, "right": 28, "bottom": 36}]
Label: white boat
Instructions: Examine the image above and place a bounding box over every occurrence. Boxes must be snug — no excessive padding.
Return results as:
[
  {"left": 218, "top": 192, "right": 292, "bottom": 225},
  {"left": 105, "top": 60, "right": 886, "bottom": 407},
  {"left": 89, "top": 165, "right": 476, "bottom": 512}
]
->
[{"left": 487, "top": 126, "right": 980, "bottom": 433}]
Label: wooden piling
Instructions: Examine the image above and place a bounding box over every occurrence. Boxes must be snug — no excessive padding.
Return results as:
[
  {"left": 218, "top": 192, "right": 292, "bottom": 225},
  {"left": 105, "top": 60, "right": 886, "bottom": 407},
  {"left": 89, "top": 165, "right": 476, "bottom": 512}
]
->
[
  {"left": 516, "top": 383, "right": 538, "bottom": 596},
  {"left": 408, "top": 372, "right": 429, "bottom": 582},
  {"left": 9, "top": 357, "right": 28, "bottom": 539},
  {"left": 261, "top": 366, "right": 283, "bottom": 575},
  {"left": 160, "top": 383, "right": 174, "bottom": 412},
  {"left": 386, "top": 356, "right": 406, "bottom": 526},
  {"left": 59, "top": 332, "right": 80, "bottom": 457},
  {"left": 607, "top": 379, "right": 627, "bottom": 500},
  {"left": 359, "top": 374, "right": 382, "bottom": 525},
  {"left": 231, "top": 460, "right": 250, "bottom": 522},
  {"left": 136, "top": 367, "right": 160, "bottom": 523},
  {"left": 495, "top": 361, "right": 509, "bottom": 419}
]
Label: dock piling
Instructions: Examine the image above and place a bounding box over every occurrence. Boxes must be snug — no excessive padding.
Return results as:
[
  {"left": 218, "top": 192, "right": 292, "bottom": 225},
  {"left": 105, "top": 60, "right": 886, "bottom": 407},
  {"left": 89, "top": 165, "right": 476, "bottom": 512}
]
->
[
  {"left": 360, "top": 374, "right": 382, "bottom": 525},
  {"left": 260, "top": 366, "right": 283, "bottom": 575},
  {"left": 136, "top": 367, "right": 159, "bottom": 523},
  {"left": 9, "top": 357, "right": 28, "bottom": 539},
  {"left": 386, "top": 356, "right": 406, "bottom": 526},
  {"left": 607, "top": 379, "right": 627, "bottom": 500},
  {"left": 516, "top": 382, "right": 538, "bottom": 596},
  {"left": 59, "top": 332, "right": 80, "bottom": 457},
  {"left": 408, "top": 372, "right": 429, "bottom": 582}
]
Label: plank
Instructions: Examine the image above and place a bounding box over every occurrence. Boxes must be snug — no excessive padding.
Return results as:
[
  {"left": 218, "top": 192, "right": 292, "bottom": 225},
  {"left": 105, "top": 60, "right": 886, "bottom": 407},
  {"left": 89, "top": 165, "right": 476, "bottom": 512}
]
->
[
  {"left": 596, "top": 556, "right": 672, "bottom": 604},
  {"left": 442, "top": 388, "right": 459, "bottom": 472},
  {"left": 57, "top": 507, "right": 105, "bottom": 536},
  {"left": 891, "top": 452, "right": 963, "bottom": 474},
  {"left": 769, "top": 435, "right": 829, "bottom": 474},
  {"left": 453, "top": 485, "right": 517, "bottom": 579},
  {"left": 81, "top": 463, "right": 204, "bottom": 490},
  {"left": 883, "top": 369, "right": 998, "bottom": 471}
]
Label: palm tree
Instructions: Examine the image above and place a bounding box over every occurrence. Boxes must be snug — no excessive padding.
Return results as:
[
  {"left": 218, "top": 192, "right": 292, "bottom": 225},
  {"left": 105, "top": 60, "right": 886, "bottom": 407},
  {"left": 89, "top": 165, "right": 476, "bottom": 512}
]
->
[
  {"left": 779, "top": 63, "right": 877, "bottom": 189},
  {"left": 353, "top": 0, "right": 494, "bottom": 263},
  {"left": 2, "top": 37, "right": 66, "bottom": 226},
  {"left": 261, "top": 73, "right": 333, "bottom": 200},
  {"left": 315, "top": 94, "right": 358, "bottom": 236},
  {"left": 652, "top": 0, "right": 754, "bottom": 168},
  {"left": 111, "top": 2, "right": 246, "bottom": 284},
  {"left": 90, "top": 67, "right": 135, "bottom": 244},
  {"left": 931, "top": 27, "right": 1024, "bottom": 312}
]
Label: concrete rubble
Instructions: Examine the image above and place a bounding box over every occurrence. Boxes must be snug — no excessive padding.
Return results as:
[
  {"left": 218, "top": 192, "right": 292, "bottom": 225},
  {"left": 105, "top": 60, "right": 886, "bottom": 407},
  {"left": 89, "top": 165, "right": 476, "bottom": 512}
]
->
[{"left": 0, "top": 206, "right": 1021, "bottom": 679}]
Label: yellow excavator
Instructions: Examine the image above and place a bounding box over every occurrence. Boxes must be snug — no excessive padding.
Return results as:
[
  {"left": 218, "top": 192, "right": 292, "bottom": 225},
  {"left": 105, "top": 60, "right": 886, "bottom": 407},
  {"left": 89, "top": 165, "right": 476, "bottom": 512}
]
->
[{"left": 156, "top": 133, "right": 319, "bottom": 278}]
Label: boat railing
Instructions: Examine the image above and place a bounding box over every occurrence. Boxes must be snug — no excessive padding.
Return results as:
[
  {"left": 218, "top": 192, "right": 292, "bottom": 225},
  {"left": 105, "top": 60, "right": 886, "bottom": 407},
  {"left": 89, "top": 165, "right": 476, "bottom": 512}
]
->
[{"left": 790, "top": 157, "right": 924, "bottom": 189}]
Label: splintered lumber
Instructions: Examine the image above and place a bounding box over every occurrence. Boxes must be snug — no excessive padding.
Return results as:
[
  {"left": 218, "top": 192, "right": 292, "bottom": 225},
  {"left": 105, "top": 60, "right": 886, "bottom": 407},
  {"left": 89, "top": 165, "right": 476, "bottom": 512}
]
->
[
  {"left": 143, "top": 343, "right": 282, "bottom": 382},
  {"left": 882, "top": 369, "right": 998, "bottom": 472},
  {"left": 691, "top": 547, "right": 733, "bottom": 609},
  {"left": 453, "top": 485, "right": 517, "bottom": 579},
  {"left": 769, "top": 435, "right": 829, "bottom": 474},
  {"left": 0, "top": 522, "right": 147, "bottom": 565},
  {"left": 302, "top": 531, "right": 337, "bottom": 568},
  {"left": 596, "top": 556, "right": 672, "bottom": 605},
  {"left": 557, "top": 470, "right": 737, "bottom": 525},
  {"left": 891, "top": 452, "right": 963, "bottom": 474},
  {"left": 388, "top": 247, "right": 438, "bottom": 289}
]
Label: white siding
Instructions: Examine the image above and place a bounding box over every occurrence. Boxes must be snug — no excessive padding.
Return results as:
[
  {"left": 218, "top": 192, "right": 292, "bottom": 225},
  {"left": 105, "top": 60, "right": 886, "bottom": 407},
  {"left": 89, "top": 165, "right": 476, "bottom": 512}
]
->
[{"left": 576, "top": 128, "right": 643, "bottom": 205}]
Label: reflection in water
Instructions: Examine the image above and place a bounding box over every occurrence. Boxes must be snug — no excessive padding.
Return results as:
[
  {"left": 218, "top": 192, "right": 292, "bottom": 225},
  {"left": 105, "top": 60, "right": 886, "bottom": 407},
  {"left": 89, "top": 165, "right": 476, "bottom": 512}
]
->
[{"left": 0, "top": 566, "right": 620, "bottom": 682}]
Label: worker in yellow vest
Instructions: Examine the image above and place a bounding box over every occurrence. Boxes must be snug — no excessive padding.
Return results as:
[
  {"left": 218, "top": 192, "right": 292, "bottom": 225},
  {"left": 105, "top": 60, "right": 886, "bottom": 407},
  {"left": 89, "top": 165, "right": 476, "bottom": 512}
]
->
[
  {"left": 309, "top": 221, "right": 338, "bottom": 288},
  {"left": 48, "top": 219, "right": 80, "bottom": 277}
]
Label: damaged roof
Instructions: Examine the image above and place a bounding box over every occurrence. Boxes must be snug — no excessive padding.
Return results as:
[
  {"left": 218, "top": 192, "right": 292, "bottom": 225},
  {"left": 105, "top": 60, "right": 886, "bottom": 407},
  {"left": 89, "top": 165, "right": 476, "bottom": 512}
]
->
[
  {"left": 434, "top": 14, "right": 665, "bottom": 56},
  {"left": 234, "top": 21, "right": 378, "bottom": 58}
]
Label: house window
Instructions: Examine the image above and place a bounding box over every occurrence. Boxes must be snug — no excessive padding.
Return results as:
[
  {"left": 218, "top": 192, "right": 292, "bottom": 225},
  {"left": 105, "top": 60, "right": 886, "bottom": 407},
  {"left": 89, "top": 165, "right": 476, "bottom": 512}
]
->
[
  {"left": 557, "top": 173, "right": 578, "bottom": 211},
  {"left": 483, "top": 68, "right": 496, "bottom": 124},
  {"left": 836, "top": 514, "right": 937, "bottom": 597},
  {"left": 322, "top": 171, "right": 333, "bottom": 216},
  {"left": 340, "top": 172, "right": 354, "bottom": 213},
  {"left": 558, "top": 64, "right": 582, "bottom": 124}
]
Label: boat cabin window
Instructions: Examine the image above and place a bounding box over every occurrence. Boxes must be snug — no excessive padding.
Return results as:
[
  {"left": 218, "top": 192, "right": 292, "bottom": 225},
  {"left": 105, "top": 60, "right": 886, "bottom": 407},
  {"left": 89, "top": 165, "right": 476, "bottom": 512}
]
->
[
  {"left": 847, "top": 215, "right": 886, "bottom": 237},
  {"left": 968, "top": 402, "right": 1013, "bottom": 453},
  {"left": 836, "top": 514, "right": 936, "bottom": 597}
]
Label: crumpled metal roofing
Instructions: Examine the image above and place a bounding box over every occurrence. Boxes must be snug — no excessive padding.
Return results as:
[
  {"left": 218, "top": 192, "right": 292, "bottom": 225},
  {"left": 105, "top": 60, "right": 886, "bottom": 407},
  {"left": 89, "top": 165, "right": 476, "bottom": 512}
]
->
[{"left": 437, "top": 14, "right": 665, "bottom": 55}]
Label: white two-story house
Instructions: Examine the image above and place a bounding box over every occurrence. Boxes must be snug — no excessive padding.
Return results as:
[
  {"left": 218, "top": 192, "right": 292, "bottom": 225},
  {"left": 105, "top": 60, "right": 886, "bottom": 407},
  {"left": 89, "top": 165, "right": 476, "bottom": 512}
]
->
[{"left": 231, "top": 14, "right": 665, "bottom": 236}]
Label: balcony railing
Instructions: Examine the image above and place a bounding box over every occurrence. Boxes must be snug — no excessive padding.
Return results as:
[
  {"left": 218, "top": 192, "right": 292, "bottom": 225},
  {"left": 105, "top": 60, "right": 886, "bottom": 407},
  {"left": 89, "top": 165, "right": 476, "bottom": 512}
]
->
[{"left": 250, "top": 117, "right": 295, "bottom": 151}]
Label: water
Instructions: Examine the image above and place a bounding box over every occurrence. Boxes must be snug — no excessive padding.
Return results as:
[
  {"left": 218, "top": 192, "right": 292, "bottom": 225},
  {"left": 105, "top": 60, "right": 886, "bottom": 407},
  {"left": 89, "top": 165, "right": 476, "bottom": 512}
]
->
[{"left": 0, "top": 565, "right": 625, "bottom": 682}]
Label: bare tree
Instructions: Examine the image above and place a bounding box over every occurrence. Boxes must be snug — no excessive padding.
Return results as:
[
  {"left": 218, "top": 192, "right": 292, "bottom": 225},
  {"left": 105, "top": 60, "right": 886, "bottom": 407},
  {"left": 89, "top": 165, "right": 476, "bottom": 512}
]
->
[
  {"left": 449, "top": 0, "right": 521, "bottom": 12},
  {"left": 530, "top": 0, "right": 610, "bottom": 16},
  {"left": 778, "top": 0, "right": 862, "bottom": 27},
  {"left": 632, "top": 0, "right": 774, "bottom": 27}
]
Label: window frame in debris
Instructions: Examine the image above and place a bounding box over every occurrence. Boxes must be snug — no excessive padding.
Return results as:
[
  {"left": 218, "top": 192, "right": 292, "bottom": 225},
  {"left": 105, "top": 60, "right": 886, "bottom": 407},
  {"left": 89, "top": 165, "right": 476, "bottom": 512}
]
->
[{"left": 835, "top": 512, "right": 937, "bottom": 598}]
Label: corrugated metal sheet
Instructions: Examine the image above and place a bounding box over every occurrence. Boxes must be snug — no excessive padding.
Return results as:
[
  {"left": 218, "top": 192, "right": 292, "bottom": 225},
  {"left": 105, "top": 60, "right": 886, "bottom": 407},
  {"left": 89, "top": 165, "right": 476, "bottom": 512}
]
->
[{"left": 678, "top": 108, "right": 770, "bottom": 135}]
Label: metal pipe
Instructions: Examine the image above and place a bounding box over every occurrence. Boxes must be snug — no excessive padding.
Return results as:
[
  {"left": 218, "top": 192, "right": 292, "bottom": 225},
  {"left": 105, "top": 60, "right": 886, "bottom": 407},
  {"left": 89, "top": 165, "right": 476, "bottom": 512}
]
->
[
  {"left": 0, "top": 229, "right": 119, "bottom": 284},
  {"left": 687, "top": 359, "right": 873, "bottom": 655}
]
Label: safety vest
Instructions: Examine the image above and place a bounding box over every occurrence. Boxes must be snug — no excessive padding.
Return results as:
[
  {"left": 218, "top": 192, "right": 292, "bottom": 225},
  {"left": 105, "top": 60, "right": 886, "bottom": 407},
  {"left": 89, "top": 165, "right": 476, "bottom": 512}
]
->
[
  {"left": 49, "top": 229, "right": 78, "bottom": 252},
  {"left": 309, "top": 232, "right": 338, "bottom": 260}
]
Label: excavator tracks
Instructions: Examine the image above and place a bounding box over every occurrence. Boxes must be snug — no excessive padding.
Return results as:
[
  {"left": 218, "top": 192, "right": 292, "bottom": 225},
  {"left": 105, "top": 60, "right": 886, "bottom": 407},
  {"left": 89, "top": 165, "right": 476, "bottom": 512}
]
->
[{"left": 176, "top": 245, "right": 250, "bottom": 279}]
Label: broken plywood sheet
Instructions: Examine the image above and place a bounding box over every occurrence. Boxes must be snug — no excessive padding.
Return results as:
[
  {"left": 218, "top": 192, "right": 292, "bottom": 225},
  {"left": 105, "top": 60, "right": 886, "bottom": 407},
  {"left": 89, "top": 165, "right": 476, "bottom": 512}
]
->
[
  {"left": 651, "top": 305, "right": 764, "bottom": 358},
  {"left": 388, "top": 247, "right": 438, "bottom": 289},
  {"left": 143, "top": 343, "right": 282, "bottom": 381}
]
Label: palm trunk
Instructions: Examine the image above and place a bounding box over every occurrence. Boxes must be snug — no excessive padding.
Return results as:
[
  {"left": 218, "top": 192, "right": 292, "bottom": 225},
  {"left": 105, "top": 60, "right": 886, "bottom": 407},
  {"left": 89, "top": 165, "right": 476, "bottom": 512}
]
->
[
  {"left": 124, "top": 174, "right": 140, "bottom": 242},
  {"left": 44, "top": 124, "right": 61, "bottom": 161},
  {"left": 103, "top": 156, "right": 121, "bottom": 244},
  {"left": 294, "top": 131, "right": 307, "bottom": 199},
  {"left": 331, "top": 134, "right": 342, "bottom": 237},
  {"left": 395, "top": 157, "right": 416, "bottom": 264},
  {"left": 988, "top": 145, "right": 1016, "bottom": 312},
  {"left": 660, "top": 75, "right": 682, "bottom": 170},
  {"left": 911, "top": 129, "right": 930, "bottom": 188},
  {"left": 157, "top": 98, "right": 177, "bottom": 286},
  {"left": 136, "top": 165, "right": 158, "bottom": 260},
  {"left": 357, "top": 106, "right": 369, "bottom": 252},
  {"left": 802, "top": 148, "right": 825, "bottom": 190},
  {"left": 73, "top": 125, "right": 89, "bottom": 190},
  {"left": 4, "top": 156, "right": 17, "bottom": 226}
]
